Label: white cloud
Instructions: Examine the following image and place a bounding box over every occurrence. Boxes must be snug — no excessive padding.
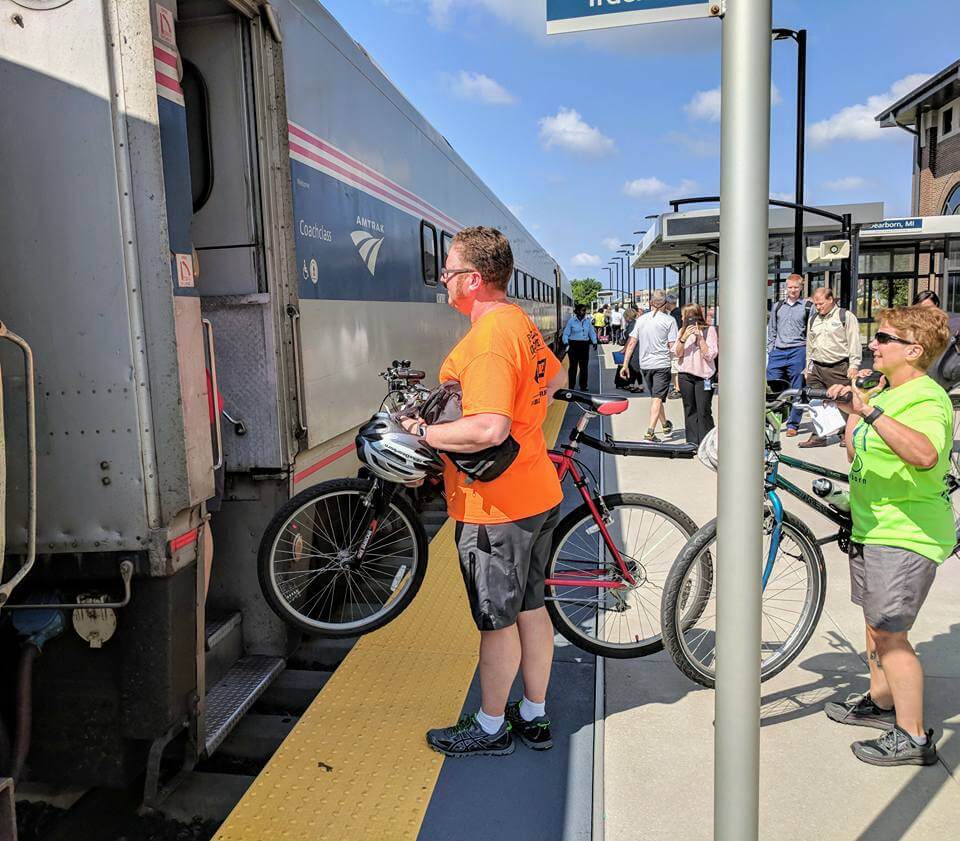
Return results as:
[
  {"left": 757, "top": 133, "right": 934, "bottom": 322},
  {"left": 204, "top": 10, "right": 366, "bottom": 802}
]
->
[
  {"left": 571, "top": 253, "right": 602, "bottom": 267},
  {"left": 770, "top": 191, "right": 795, "bottom": 202},
  {"left": 684, "top": 83, "right": 782, "bottom": 121},
  {"left": 538, "top": 108, "right": 615, "bottom": 157},
  {"left": 823, "top": 176, "right": 871, "bottom": 191},
  {"left": 622, "top": 177, "right": 697, "bottom": 200},
  {"left": 809, "top": 74, "right": 931, "bottom": 145},
  {"left": 444, "top": 70, "right": 516, "bottom": 105},
  {"left": 602, "top": 237, "right": 621, "bottom": 251}
]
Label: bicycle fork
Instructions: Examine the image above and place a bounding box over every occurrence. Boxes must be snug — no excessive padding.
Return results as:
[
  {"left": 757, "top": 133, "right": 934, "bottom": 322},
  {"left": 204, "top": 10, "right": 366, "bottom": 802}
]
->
[{"left": 351, "top": 480, "right": 397, "bottom": 566}]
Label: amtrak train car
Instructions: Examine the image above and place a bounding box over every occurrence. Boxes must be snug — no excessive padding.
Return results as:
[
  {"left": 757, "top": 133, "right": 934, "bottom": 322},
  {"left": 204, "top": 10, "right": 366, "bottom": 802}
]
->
[{"left": 0, "top": 0, "right": 570, "bottom": 794}]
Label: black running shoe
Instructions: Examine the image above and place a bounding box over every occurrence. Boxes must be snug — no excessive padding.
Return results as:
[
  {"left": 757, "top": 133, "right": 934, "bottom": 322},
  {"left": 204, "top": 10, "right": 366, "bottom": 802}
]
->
[
  {"left": 662, "top": 420, "right": 674, "bottom": 435},
  {"left": 824, "top": 693, "right": 896, "bottom": 730},
  {"left": 505, "top": 701, "right": 553, "bottom": 751},
  {"left": 426, "top": 714, "right": 514, "bottom": 758},
  {"left": 852, "top": 727, "right": 937, "bottom": 767}
]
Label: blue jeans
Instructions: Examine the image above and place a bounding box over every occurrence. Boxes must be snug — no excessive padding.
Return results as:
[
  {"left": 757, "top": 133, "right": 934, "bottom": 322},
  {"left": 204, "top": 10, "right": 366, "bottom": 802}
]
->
[{"left": 766, "top": 346, "right": 806, "bottom": 429}]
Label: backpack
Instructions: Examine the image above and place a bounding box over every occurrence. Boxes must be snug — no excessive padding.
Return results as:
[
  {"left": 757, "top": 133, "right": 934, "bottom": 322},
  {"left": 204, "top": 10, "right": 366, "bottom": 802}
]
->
[
  {"left": 770, "top": 299, "right": 816, "bottom": 339},
  {"left": 805, "top": 304, "right": 847, "bottom": 331}
]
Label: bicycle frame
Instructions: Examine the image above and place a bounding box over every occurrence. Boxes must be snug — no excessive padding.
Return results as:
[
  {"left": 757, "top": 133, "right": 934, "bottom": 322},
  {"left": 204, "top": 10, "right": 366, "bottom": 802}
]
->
[{"left": 545, "top": 408, "right": 696, "bottom": 592}]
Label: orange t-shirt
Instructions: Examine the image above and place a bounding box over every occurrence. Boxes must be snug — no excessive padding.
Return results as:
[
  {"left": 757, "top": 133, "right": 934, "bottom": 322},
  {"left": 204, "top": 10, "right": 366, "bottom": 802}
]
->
[{"left": 438, "top": 304, "right": 563, "bottom": 524}]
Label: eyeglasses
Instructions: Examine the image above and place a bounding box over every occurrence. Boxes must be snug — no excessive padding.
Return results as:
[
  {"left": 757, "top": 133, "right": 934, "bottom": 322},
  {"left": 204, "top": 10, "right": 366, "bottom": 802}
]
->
[
  {"left": 873, "top": 331, "right": 917, "bottom": 347},
  {"left": 439, "top": 267, "right": 475, "bottom": 286}
]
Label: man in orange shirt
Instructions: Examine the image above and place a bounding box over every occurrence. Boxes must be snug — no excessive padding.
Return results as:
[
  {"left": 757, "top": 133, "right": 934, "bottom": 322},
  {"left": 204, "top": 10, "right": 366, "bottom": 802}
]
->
[{"left": 401, "top": 226, "right": 567, "bottom": 757}]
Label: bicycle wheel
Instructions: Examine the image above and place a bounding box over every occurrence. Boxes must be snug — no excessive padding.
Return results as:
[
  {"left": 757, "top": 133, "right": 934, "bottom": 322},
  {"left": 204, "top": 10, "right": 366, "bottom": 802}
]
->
[
  {"left": 257, "top": 478, "right": 428, "bottom": 637},
  {"left": 545, "top": 494, "right": 698, "bottom": 658},
  {"left": 660, "top": 510, "right": 826, "bottom": 688}
]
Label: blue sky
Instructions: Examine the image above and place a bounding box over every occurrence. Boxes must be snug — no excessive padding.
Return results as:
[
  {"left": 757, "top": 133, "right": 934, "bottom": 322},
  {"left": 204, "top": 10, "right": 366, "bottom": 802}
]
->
[{"left": 321, "top": 0, "right": 958, "bottom": 280}]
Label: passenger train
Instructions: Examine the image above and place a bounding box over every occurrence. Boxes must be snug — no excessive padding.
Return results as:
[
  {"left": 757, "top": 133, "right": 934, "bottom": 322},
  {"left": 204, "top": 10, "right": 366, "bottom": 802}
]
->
[{"left": 0, "top": 0, "right": 571, "bottom": 794}]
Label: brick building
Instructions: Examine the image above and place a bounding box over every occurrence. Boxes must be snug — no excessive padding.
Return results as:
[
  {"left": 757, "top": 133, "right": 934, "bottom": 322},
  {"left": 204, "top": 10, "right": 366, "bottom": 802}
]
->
[{"left": 876, "top": 59, "right": 960, "bottom": 218}]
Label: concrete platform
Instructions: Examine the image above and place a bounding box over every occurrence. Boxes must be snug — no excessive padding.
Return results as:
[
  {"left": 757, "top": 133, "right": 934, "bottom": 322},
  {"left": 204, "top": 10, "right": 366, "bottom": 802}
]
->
[{"left": 597, "top": 345, "right": 960, "bottom": 841}]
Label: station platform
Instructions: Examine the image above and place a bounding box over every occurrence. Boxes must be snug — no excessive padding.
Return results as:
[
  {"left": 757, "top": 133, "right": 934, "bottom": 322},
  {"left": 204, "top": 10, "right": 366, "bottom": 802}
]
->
[{"left": 212, "top": 345, "right": 960, "bottom": 841}]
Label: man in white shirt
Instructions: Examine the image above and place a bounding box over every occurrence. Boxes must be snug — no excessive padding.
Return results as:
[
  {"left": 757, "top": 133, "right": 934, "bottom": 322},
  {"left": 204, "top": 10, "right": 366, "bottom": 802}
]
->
[
  {"left": 610, "top": 305, "right": 624, "bottom": 344},
  {"left": 619, "top": 291, "right": 678, "bottom": 441}
]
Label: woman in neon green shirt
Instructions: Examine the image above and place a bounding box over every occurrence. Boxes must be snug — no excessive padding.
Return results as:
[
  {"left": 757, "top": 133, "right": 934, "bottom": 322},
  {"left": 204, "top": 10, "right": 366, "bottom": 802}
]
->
[{"left": 825, "top": 305, "right": 952, "bottom": 767}]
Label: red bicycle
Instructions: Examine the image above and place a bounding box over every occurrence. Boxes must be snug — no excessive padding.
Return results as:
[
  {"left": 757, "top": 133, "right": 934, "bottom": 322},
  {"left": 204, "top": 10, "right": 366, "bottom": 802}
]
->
[
  {"left": 543, "top": 390, "right": 698, "bottom": 657},
  {"left": 257, "top": 384, "right": 697, "bottom": 658}
]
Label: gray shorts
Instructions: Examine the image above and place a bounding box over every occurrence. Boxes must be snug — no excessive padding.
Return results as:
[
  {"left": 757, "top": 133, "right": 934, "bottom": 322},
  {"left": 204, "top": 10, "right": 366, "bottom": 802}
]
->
[
  {"left": 455, "top": 506, "right": 560, "bottom": 631},
  {"left": 641, "top": 368, "right": 671, "bottom": 400},
  {"left": 849, "top": 543, "right": 937, "bottom": 632}
]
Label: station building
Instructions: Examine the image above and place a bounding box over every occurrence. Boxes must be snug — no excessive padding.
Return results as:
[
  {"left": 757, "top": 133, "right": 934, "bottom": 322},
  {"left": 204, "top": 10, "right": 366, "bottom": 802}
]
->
[{"left": 632, "top": 58, "right": 960, "bottom": 339}]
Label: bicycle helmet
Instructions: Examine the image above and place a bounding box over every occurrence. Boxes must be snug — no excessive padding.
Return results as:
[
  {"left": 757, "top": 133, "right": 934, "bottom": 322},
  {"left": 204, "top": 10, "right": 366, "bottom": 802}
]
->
[{"left": 356, "top": 412, "right": 444, "bottom": 484}]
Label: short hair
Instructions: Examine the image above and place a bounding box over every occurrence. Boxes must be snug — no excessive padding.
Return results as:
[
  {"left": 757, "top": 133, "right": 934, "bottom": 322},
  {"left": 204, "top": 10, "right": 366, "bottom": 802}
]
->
[
  {"left": 913, "top": 289, "right": 941, "bottom": 307},
  {"left": 786, "top": 274, "right": 803, "bottom": 285},
  {"left": 875, "top": 306, "right": 950, "bottom": 369},
  {"left": 814, "top": 286, "right": 835, "bottom": 300},
  {"left": 451, "top": 226, "right": 513, "bottom": 291},
  {"left": 650, "top": 290, "right": 667, "bottom": 308}
]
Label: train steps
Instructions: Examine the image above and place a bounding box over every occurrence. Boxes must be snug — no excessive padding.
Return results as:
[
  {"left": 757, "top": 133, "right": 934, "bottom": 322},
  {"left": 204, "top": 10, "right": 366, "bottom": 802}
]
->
[{"left": 203, "top": 612, "right": 285, "bottom": 757}]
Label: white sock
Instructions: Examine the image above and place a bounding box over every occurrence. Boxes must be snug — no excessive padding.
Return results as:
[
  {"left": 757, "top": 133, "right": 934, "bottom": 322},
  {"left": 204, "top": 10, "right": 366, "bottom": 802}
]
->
[
  {"left": 476, "top": 708, "right": 504, "bottom": 735},
  {"left": 519, "top": 697, "right": 546, "bottom": 722}
]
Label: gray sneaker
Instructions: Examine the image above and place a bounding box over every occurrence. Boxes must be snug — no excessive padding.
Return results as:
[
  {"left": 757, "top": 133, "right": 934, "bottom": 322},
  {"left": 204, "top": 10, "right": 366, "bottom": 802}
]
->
[
  {"left": 644, "top": 428, "right": 660, "bottom": 443},
  {"left": 662, "top": 420, "right": 674, "bottom": 435},
  {"left": 426, "top": 714, "right": 515, "bottom": 758},
  {"left": 852, "top": 727, "right": 937, "bottom": 767},
  {"left": 824, "top": 693, "right": 896, "bottom": 730}
]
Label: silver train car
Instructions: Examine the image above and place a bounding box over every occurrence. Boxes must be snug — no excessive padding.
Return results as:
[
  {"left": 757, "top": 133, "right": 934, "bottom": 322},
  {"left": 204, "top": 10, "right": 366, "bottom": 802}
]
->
[{"left": 0, "top": 0, "right": 571, "bottom": 792}]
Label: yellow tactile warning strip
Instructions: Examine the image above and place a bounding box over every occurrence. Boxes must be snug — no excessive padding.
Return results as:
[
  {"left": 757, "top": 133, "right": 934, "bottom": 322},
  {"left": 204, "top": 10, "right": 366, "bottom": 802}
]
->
[{"left": 213, "top": 399, "right": 567, "bottom": 841}]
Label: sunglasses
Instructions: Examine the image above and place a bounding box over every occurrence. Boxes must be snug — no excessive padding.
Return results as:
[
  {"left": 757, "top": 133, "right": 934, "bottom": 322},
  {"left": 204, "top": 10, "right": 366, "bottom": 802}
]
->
[{"left": 873, "top": 331, "right": 917, "bottom": 347}]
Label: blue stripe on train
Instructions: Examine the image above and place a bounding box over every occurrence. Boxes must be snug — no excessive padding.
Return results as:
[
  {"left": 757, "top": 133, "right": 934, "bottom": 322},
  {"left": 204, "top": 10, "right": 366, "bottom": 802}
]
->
[{"left": 291, "top": 159, "right": 446, "bottom": 304}]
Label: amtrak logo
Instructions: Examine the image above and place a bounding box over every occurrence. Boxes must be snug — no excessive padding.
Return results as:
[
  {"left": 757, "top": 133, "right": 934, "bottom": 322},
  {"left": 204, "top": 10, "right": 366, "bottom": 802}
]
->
[{"left": 351, "top": 230, "right": 385, "bottom": 276}]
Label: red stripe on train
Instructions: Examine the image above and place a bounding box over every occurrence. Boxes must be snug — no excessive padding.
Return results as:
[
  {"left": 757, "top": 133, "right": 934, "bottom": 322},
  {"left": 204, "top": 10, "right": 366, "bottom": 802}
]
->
[
  {"left": 293, "top": 443, "right": 355, "bottom": 485},
  {"left": 169, "top": 527, "right": 199, "bottom": 553}
]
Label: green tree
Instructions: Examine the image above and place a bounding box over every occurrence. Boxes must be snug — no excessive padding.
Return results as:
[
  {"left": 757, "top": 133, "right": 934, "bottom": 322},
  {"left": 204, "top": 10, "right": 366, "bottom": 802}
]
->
[{"left": 571, "top": 278, "right": 602, "bottom": 307}]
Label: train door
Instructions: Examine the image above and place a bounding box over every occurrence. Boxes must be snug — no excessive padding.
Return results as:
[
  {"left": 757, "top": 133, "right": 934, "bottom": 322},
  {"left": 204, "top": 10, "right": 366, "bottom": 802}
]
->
[{"left": 177, "top": 1, "right": 299, "bottom": 659}]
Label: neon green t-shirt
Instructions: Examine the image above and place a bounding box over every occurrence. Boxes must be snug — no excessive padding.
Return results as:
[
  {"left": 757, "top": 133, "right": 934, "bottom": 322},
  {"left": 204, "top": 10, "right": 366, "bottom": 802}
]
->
[{"left": 849, "top": 375, "right": 954, "bottom": 564}]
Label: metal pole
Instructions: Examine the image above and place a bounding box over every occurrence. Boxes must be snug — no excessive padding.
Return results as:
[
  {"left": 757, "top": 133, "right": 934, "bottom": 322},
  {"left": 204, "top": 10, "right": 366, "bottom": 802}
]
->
[
  {"left": 794, "top": 29, "right": 807, "bottom": 275},
  {"left": 716, "top": 1, "right": 771, "bottom": 839},
  {"left": 839, "top": 212, "right": 853, "bottom": 309}
]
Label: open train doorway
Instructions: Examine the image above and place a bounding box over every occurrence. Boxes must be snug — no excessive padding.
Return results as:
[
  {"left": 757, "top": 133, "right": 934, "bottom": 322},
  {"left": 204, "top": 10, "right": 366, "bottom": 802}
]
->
[{"left": 177, "top": 0, "right": 300, "bottom": 660}]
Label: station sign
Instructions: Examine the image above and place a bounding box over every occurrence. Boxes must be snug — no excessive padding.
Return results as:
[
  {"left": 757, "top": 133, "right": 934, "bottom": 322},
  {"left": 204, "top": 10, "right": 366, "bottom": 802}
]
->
[
  {"left": 546, "top": 0, "right": 721, "bottom": 35},
  {"left": 862, "top": 218, "right": 922, "bottom": 231}
]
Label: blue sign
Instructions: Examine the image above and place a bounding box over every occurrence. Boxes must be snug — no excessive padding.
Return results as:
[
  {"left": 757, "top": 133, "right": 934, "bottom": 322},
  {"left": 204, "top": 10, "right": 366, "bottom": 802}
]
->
[
  {"left": 547, "top": 0, "right": 718, "bottom": 35},
  {"left": 862, "top": 218, "right": 923, "bottom": 232}
]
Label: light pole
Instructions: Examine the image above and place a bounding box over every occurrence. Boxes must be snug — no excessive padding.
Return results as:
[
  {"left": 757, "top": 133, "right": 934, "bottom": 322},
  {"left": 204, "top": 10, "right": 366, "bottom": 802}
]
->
[
  {"left": 618, "top": 248, "right": 632, "bottom": 303},
  {"left": 632, "top": 231, "right": 647, "bottom": 305},
  {"left": 608, "top": 260, "right": 620, "bottom": 299},
  {"left": 602, "top": 266, "right": 613, "bottom": 303},
  {"left": 773, "top": 27, "right": 807, "bottom": 276}
]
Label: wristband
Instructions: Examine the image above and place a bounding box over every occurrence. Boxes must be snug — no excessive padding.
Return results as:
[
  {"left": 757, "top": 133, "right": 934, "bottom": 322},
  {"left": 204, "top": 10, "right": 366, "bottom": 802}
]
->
[{"left": 862, "top": 407, "right": 884, "bottom": 426}]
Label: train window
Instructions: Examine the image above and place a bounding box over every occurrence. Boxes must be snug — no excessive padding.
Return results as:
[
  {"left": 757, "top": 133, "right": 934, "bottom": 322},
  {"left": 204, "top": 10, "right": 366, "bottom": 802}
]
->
[
  {"left": 441, "top": 231, "right": 454, "bottom": 268},
  {"left": 511, "top": 268, "right": 518, "bottom": 297},
  {"left": 182, "top": 59, "right": 214, "bottom": 213},
  {"left": 523, "top": 273, "right": 529, "bottom": 299},
  {"left": 421, "top": 221, "right": 438, "bottom": 285}
]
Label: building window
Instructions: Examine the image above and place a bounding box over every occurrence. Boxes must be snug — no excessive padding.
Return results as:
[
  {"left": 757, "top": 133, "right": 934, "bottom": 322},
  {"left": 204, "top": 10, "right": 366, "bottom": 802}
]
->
[
  {"left": 942, "top": 104, "right": 955, "bottom": 138},
  {"left": 421, "top": 221, "right": 438, "bottom": 285},
  {"left": 944, "top": 183, "right": 960, "bottom": 216}
]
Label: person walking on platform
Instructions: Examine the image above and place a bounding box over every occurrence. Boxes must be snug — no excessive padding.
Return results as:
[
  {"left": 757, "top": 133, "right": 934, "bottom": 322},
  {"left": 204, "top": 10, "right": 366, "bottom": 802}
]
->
[
  {"left": 800, "top": 287, "right": 862, "bottom": 448},
  {"left": 666, "top": 294, "right": 683, "bottom": 400},
  {"left": 610, "top": 305, "right": 624, "bottom": 344},
  {"left": 619, "top": 290, "right": 677, "bottom": 441},
  {"left": 407, "top": 226, "right": 566, "bottom": 758},
  {"left": 562, "top": 304, "right": 598, "bottom": 391},
  {"left": 592, "top": 306, "right": 606, "bottom": 343},
  {"left": 674, "top": 303, "right": 718, "bottom": 446},
  {"left": 823, "top": 305, "right": 951, "bottom": 766},
  {"left": 767, "top": 274, "right": 812, "bottom": 437}
]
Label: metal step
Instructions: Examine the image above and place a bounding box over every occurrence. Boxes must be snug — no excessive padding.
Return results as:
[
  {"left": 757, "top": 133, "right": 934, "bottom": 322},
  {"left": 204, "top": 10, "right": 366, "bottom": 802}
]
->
[
  {"left": 205, "top": 610, "right": 242, "bottom": 651},
  {"left": 204, "top": 655, "right": 284, "bottom": 756}
]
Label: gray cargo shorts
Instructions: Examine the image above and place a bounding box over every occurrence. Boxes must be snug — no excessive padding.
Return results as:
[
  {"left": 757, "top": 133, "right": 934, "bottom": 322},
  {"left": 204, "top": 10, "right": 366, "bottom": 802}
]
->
[
  {"left": 454, "top": 506, "right": 561, "bottom": 631},
  {"left": 849, "top": 542, "right": 938, "bottom": 632}
]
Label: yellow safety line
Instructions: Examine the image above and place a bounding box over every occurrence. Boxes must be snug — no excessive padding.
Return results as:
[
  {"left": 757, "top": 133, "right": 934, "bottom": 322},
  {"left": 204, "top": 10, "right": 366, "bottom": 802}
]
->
[{"left": 214, "top": 399, "right": 567, "bottom": 841}]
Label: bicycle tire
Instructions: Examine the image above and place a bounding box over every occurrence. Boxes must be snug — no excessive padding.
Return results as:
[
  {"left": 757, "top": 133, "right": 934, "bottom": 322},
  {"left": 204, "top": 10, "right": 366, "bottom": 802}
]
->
[
  {"left": 660, "top": 511, "right": 826, "bottom": 688},
  {"left": 545, "top": 493, "right": 698, "bottom": 659},
  {"left": 257, "top": 478, "right": 428, "bottom": 637}
]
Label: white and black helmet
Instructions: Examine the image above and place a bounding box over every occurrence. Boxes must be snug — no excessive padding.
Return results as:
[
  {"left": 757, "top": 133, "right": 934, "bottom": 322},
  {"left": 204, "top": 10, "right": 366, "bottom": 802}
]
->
[{"left": 355, "top": 412, "right": 444, "bottom": 484}]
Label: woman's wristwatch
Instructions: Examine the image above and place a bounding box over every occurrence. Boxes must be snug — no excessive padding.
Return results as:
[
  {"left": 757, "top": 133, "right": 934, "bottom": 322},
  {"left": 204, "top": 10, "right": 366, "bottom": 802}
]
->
[{"left": 862, "top": 406, "right": 884, "bottom": 426}]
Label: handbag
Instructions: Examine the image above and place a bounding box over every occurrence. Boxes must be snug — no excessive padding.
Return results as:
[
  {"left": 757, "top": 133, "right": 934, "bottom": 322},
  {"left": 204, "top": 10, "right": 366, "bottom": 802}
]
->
[{"left": 612, "top": 350, "right": 625, "bottom": 366}]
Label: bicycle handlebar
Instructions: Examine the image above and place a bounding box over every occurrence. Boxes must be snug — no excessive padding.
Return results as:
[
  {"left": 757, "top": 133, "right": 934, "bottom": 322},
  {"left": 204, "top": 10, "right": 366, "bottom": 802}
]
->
[{"left": 771, "top": 387, "right": 852, "bottom": 407}]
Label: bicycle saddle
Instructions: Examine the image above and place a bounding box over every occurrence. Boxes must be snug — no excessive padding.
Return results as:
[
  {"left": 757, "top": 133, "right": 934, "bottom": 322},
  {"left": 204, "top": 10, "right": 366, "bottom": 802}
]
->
[{"left": 553, "top": 389, "right": 629, "bottom": 415}]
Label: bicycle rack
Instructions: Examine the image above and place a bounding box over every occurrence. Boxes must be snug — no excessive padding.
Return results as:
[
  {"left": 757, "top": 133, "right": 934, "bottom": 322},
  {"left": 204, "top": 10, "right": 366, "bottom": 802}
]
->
[{"left": 0, "top": 321, "right": 37, "bottom": 610}]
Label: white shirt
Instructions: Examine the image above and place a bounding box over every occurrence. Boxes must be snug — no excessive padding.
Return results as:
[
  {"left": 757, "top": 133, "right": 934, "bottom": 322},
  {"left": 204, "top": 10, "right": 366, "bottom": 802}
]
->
[
  {"left": 629, "top": 310, "right": 678, "bottom": 370},
  {"left": 610, "top": 310, "right": 623, "bottom": 326}
]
